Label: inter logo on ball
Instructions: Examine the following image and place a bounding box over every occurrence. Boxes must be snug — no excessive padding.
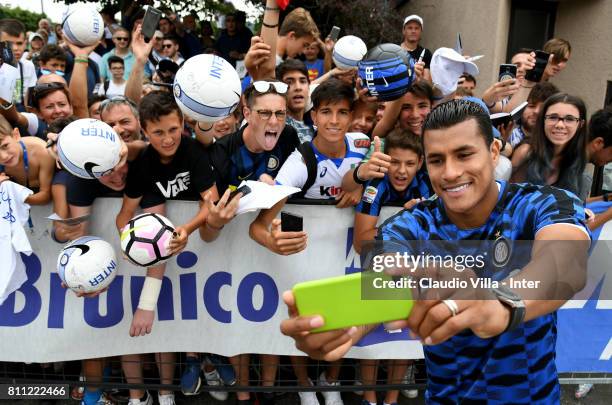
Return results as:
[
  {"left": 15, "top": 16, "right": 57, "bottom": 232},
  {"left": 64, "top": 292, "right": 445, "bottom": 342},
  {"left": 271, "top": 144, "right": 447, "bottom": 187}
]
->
[
  {"left": 62, "top": 5, "right": 104, "bottom": 47},
  {"left": 120, "top": 213, "right": 176, "bottom": 267}
]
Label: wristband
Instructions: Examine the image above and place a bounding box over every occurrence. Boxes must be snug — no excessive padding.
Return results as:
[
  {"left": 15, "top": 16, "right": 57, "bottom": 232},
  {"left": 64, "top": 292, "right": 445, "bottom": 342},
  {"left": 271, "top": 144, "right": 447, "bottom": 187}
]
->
[
  {"left": 265, "top": 6, "right": 280, "bottom": 11},
  {"left": 74, "top": 57, "right": 89, "bottom": 64},
  {"left": 352, "top": 163, "right": 367, "bottom": 185},
  {"left": 485, "top": 100, "right": 496, "bottom": 109},
  {"left": 137, "top": 276, "right": 162, "bottom": 311},
  {"left": 262, "top": 22, "right": 279, "bottom": 28}
]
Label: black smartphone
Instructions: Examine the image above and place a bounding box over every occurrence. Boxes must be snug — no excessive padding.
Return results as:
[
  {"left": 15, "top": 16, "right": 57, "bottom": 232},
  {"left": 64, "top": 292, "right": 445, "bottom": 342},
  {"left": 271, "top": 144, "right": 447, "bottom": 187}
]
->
[
  {"left": 229, "top": 184, "right": 251, "bottom": 201},
  {"left": 524, "top": 50, "right": 550, "bottom": 82},
  {"left": 328, "top": 26, "right": 341, "bottom": 42},
  {"left": 141, "top": 6, "right": 162, "bottom": 42},
  {"left": 0, "top": 41, "right": 14, "bottom": 66},
  {"left": 281, "top": 211, "right": 303, "bottom": 232},
  {"left": 498, "top": 64, "right": 517, "bottom": 82}
]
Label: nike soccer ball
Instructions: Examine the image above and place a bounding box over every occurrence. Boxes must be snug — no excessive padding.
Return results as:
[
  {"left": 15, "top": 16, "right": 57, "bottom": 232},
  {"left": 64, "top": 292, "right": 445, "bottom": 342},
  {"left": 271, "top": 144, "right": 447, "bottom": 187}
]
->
[{"left": 120, "top": 213, "right": 176, "bottom": 267}]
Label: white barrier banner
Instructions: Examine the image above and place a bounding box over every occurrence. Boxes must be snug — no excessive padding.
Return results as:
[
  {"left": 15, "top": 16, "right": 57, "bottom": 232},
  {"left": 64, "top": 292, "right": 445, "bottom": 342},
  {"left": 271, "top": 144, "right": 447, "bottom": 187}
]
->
[{"left": 0, "top": 199, "right": 423, "bottom": 362}]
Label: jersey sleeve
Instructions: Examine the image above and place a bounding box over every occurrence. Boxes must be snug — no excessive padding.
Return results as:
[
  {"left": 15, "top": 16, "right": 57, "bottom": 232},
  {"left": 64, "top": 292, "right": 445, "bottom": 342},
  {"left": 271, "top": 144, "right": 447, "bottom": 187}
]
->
[
  {"left": 274, "top": 149, "right": 308, "bottom": 189},
  {"left": 190, "top": 143, "right": 216, "bottom": 195},
  {"left": 532, "top": 186, "right": 590, "bottom": 237},
  {"left": 22, "top": 112, "right": 39, "bottom": 136},
  {"left": 378, "top": 210, "right": 421, "bottom": 242},
  {"left": 356, "top": 178, "right": 386, "bottom": 217}
]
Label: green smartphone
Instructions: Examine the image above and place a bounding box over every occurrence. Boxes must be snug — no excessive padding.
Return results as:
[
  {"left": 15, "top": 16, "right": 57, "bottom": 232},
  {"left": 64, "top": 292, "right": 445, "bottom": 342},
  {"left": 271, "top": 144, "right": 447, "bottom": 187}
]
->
[{"left": 293, "top": 272, "right": 413, "bottom": 333}]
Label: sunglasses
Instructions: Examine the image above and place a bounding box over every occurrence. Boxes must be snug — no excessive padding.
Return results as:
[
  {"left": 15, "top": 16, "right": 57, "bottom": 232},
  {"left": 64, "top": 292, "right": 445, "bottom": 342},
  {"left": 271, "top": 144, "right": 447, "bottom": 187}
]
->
[
  {"left": 162, "top": 44, "right": 174, "bottom": 49},
  {"left": 40, "top": 68, "right": 65, "bottom": 77},
  {"left": 114, "top": 37, "right": 129, "bottom": 42},
  {"left": 252, "top": 81, "right": 288, "bottom": 94},
  {"left": 99, "top": 95, "right": 136, "bottom": 113}
]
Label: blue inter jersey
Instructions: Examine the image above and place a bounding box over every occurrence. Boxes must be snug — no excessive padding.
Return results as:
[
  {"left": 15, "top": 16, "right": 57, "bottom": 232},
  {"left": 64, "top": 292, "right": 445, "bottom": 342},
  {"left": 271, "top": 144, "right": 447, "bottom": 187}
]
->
[
  {"left": 356, "top": 172, "right": 432, "bottom": 217},
  {"left": 379, "top": 181, "right": 589, "bottom": 404}
]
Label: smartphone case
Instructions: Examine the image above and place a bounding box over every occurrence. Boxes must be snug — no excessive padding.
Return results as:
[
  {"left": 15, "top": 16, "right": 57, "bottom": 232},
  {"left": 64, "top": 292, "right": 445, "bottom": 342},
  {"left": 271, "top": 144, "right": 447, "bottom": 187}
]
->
[{"left": 293, "top": 272, "right": 413, "bottom": 333}]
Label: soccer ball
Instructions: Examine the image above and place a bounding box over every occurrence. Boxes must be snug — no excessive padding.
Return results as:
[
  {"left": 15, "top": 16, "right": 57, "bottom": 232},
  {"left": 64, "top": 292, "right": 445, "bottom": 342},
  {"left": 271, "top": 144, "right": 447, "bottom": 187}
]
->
[
  {"left": 120, "top": 213, "right": 176, "bottom": 267},
  {"left": 332, "top": 35, "right": 367, "bottom": 69},
  {"left": 57, "top": 118, "right": 122, "bottom": 179},
  {"left": 173, "top": 54, "right": 241, "bottom": 123},
  {"left": 357, "top": 43, "right": 415, "bottom": 101},
  {"left": 57, "top": 236, "right": 118, "bottom": 294},
  {"left": 62, "top": 5, "right": 104, "bottom": 47}
]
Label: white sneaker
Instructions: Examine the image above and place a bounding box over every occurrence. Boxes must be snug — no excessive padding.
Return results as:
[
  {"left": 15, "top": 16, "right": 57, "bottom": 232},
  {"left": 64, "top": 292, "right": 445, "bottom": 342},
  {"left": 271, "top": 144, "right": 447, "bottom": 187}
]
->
[
  {"left": 353, "top": 379, "right": 363, "bottom": 396},
  {"left": 128, "top": 390, "right": 153, "bottom": 405},
  {"left": 204, "top": 369, "right": 229, "bottom": 401},
  {"left": 298, "top": 391, "right": 320, "bottom": 405},
  {"left": 318, "top": 372, "right": 344, "bottom": 405},
  {"left": 400, "top": 365, "right": 418, "bottom": 399},
  {"left": 158, "top": 393, "right": 176, "bottom": 405}
]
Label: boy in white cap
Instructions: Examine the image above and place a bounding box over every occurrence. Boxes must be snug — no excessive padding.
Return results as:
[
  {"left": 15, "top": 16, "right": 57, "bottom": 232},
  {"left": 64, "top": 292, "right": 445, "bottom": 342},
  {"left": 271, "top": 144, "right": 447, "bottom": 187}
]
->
[{"left": 400, "top": 15, "right": 432, "bottom": 82}]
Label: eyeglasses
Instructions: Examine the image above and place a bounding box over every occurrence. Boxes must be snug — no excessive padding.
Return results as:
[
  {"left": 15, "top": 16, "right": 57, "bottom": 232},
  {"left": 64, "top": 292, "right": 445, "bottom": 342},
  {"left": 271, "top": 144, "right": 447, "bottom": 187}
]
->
[
  {"left": 162, "top": 44, "right": 173, "bottom": 49},
  {"left": 544, "top": 114, "right": 581, "bottom": 126},
  {"left": 99, "top": 95, "right": 137, "bottom": 113},
  {"left": 255, "top": 109, "right": 287, "bottom": 120},
  {"left": 114, "top": 37, "right": 129, "bottom": 42},
  {"left": 253, "top": 81, "right": 288, "bottom": 94},
  {"left": 40, "top": 68, "right": 65, "bottom": 77}
]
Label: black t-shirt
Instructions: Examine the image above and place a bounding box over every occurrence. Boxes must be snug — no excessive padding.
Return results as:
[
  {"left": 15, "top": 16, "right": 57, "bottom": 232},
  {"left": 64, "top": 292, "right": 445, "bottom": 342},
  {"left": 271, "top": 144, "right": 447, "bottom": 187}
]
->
[
  {"left": 125, "top": 136, "right": 215, "bottom": 201},
  {"left": 407, "top": 45, "right": 433, "bottom": 69},
  {"left": 66, "top": 173, "right": 122, "bottom": 206},
  {"left": 208, "top": 124, "right": 300, "bottom": 193}
]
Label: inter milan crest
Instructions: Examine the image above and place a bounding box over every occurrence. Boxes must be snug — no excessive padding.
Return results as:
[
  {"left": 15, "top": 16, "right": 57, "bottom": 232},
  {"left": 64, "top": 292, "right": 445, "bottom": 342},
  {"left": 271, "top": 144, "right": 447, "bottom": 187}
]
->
[{"left": 492, "top": 230, "right": 511, "bottom": 268}]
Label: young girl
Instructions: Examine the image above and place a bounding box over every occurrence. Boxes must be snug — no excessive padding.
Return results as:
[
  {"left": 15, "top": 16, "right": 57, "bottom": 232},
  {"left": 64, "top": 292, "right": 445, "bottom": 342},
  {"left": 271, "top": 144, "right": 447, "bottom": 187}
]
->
[{"left": 511, "top": 93, "right": 588, "bottom": 199}]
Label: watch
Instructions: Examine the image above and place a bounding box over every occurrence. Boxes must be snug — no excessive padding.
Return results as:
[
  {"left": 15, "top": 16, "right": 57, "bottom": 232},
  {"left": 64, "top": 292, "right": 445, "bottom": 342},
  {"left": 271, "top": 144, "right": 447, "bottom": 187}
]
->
[
  {"left": 492, "top": 285, "right": 525, "bottom": 333},
  {"left": 1, "top": 100, "right": 13, "bottom": 110}
]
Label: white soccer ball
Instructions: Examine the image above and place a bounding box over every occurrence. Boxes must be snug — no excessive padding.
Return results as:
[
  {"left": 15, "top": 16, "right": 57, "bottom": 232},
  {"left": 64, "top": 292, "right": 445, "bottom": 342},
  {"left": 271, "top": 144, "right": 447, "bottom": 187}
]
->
[
  {"left": 173, "top": 54, "right": 242, "bottom": 123},
  {"left": 57, "top": 236, "right": 118, "bottom": 294},
  {"left": 57, "top": 118, "right": 122, "bottom": 179},
  {"left": 332, "top": 35, "right": 368, "bottom": 69},
  {"left": 62, "top": 5, "right": 104, "bottom": 47},
  {"left": 120, "top": 213, "right": 176, "bottom": 267}
]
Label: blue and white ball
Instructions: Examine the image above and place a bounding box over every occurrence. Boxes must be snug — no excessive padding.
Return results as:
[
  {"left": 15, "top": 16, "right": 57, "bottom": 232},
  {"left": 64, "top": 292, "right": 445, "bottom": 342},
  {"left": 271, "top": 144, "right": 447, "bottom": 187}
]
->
[
  {"left": 57, "top": 118, "right": 122, "bottom": 179},
  {"left": 57, "top": 236, "right": 118, "bottom": 294},
  {"left": 62, "top": 5, "right": 104, "bottom": 47},
  {"left": 332, "top": 35, "right": 368, "bottom": 69},
  {"left": 173, "top": 54, "right": 242, "bottom": 123}
]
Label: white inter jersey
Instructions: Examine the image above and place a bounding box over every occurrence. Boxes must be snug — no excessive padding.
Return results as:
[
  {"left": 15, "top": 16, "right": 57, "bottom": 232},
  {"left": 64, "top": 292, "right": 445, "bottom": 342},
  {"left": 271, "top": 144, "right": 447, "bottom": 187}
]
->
[{"left": 275, "top": 132, "right": 370, "bottom": 199}]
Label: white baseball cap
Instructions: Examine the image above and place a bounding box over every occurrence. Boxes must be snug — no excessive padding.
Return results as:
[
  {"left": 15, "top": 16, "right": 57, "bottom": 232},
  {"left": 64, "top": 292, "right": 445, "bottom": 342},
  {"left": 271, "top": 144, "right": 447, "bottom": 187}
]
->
[
  {"left": 403, "top": 15, "right": 424, "bottom": 29},
  {"left": 430, "top": 47, "right": 480, "bottom": 97}
]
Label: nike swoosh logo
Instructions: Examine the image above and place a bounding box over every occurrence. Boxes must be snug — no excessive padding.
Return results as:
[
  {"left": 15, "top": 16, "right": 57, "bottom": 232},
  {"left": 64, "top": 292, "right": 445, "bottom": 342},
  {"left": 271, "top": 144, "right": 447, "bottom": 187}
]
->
[
  {"left": 120, "top": 225, "right": 149, "bottom": 242},
  {"left": 382, "top": 76, "right": 389, "bottom": 87},
  {"left": 84, "top": 162, "right": 99, "bottom": 178},
  {"left": 238, "top": 172, "right": 253, "bottom": 181},
  {"left": 67, "top": 244, "right": 90, "bottom": 255}
]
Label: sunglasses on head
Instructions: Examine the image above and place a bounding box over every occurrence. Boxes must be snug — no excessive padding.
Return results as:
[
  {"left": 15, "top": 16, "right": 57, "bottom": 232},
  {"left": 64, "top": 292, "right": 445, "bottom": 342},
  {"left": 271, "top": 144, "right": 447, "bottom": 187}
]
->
[
  {"left": 29, "top": 81, "right": 66, "bottom": 107},
  {"left": 99, "top": 95, "right": 136, "bottom": 113},
  {"left": 40, "top": 69, "right": 65, "bottom": 77},
  {"left": 252, "top": 81, "right": 288, "bottom": 95}
]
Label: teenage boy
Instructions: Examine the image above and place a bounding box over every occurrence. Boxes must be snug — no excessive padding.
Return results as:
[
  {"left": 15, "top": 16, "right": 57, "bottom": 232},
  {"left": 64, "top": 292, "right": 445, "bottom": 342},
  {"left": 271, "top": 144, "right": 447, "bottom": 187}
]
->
[
  {"left": 281, "top": 99, "right": 590, "bottom": 404},
  {"left": 101, "top": 56, "right": 127, "bottom": 97},
  {"left": 250, "top": 79, "right": 370, "bottom": 405},
  {"left": 277, "top": 59, "right": 315, "bottom": 142},
  {"left": 0, "top": 19, "right": 37, "bottom": 111}
]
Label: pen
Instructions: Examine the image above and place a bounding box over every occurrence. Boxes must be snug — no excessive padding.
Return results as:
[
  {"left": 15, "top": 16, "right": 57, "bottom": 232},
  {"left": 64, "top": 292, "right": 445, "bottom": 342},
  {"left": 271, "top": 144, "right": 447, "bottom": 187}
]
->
[
  {"left": 46, "top": 139, "right": 56, "bottom": 149},
  {"left": 418, "top": 49, "right": 426, "bottom": 63}
]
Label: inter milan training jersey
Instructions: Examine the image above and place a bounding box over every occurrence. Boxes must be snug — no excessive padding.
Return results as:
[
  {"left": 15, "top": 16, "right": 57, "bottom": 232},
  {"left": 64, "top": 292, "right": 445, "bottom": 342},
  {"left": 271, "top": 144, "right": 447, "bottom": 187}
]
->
[
  {"left": 356, "top": 172, "right": 432, "bottom": 217},
  {"left": 379, "top": 181, "right": 589, "bottom": 404}
]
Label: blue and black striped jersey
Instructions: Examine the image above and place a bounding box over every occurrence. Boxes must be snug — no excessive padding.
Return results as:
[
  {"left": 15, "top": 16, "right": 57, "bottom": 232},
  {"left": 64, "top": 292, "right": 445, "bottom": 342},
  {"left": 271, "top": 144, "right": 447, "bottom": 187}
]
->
[
  {"left": 379, "top": 181, "right": 589, "bottom": 404},
  {"left": 356, "top": 172, "right": 432, "bottom": 217}
]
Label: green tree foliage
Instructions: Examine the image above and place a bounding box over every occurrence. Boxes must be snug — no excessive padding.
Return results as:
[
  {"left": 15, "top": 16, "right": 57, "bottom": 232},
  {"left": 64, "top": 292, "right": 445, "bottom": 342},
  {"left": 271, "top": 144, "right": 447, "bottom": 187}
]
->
[{"left": 0, "top": 6, "right": 48, "bottom": 32}]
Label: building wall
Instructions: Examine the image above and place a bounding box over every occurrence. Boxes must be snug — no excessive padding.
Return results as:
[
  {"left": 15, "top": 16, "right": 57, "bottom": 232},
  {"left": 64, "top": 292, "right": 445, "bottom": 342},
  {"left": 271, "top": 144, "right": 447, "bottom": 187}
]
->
[
  {"left": 399, "top": 0, "right": 511, "bottom": 96},
  {"left": 553, "top": 0, "right": 612, "bottom": 112}
]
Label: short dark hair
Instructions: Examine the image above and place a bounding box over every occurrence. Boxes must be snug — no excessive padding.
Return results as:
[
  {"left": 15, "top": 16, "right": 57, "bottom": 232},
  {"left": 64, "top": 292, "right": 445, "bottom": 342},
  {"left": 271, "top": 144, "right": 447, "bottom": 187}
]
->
[
  {"left": 139, "top": 91, "right": 183, "bottom": 130},
  {"left": 311, "top": 78, "right": 355, "bottom": 111},
  {"left": 423, "top": 99, "right": 493, "bottom": 149},
  {"left": 276, "top": 58, "right": 309, "bottom": 83},
  {"left": 385, "top": 128, "right": 423, "bottom": 156},
  {"left": 30, "top": 82, "right": 71, "bottom": 110},
  {"left": 163, "top": 34, "right": 179, "bottom": 44},
  {"left": 243, "top": 78, "right": 288, "bottom": 108},
  {"left": 514, "top": 48, "right": 534, "bottom": 57},
  {"left": 407, "top": 80, "right": 434, "bottom": 103},
  {"left": 38, "top": 44, "right": 67, "bottom": 64},
  {"left": 527, "top": 82, "right": 559, "bottom": 105},
  {"left": 589, "top": 108, "right": 612, "bottom": 147},
  {"left": 47, "top": 116, "right": 76, "bottom": 134},
  {"left": 107, "top": 55, "right": 124, "bottom": 68},
  {"left": 0, "top": 18, "right": 25, "bottom": 36},
  {"left": 460, "top": 73, "right": 476, "bottom": 85},
  {"left": 88, "top": 94, "right": 107, "bottom": 109}
]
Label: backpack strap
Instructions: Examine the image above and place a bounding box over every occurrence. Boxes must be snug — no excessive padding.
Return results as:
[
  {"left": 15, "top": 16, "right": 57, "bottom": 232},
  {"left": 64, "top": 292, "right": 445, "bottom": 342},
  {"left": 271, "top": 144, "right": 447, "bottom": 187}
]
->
[
  {"left": 103, "top": 80, "right": 110, "bottom": 93},
  {"left": 295, "top": 141, "right": 318, "bottom": 198}
]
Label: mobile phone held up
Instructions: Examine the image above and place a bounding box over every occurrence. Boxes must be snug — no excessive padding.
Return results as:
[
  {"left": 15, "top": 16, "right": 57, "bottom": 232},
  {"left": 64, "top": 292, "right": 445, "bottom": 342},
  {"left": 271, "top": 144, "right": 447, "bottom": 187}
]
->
[
  {"left": 141, "top": 6, "right": 162, "bottom": 42},
  {"left": 293, "top": 272, "right": 414, "bottom": 333},
  {"left": 524, "top": 50, "right": 550, "bottom": 83},
  {"left": 498, "top": 64, "right": 517, "bottom": 82},
  {"left": 328, "top": 26, "right": 341, "bottom": 42},
  {"left": 281, "top": 211, "right": 303, "bottom": 232}
]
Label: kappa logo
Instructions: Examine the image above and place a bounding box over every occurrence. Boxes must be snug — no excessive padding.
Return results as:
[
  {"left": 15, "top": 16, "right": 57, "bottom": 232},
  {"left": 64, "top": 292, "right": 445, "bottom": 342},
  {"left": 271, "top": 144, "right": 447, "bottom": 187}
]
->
[
  {"left": 353, "top": 139, "right": 371, "bottom": 149},
  {"left": 362, "top": 186, "right": 378, "bottom": 203},
  {"left": 267, "top": 156, "right": 279, "bottom": 171},
  {"left": 157, "top": 171, "right": 190, "bottom": 198}
]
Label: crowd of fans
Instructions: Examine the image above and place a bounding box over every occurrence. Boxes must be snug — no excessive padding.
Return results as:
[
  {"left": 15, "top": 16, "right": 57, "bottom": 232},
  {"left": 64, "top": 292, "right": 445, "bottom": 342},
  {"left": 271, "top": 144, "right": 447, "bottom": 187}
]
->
[{"left": 1, "top": 1, "right": 612, "bottom": 405}]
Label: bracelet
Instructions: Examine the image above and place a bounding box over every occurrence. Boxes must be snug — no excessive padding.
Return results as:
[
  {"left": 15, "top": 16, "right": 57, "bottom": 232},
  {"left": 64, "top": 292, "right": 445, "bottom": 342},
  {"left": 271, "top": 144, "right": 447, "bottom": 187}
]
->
[
  {"left": 521, "top": 84, "right": 535, "bottom": 89},
  {"left": 197, "top": 122, "right": 214, "bottom": 131},
  {"left": 74, "top": 57, "right": 89, "bottom": 64},
  {"left": 485, "top": 100, "right": 496, "bottom": 109},
  {"left": 265, "top": 6, "right": 280, "bottom": 11},
  {"left": 206, "top": 221, "right": 224, "bottom": 231},
  {"left": 262, "top": 21, "right": 279, "bottom": 28},
  {"left": 352, "top": 163, "right": 367, "bottom": 185}
]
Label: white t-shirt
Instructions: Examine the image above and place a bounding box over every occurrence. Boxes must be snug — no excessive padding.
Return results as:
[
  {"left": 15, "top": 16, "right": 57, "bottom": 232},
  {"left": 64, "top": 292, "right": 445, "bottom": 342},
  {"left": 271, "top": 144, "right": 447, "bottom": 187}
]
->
[
  {"left": 0, "top": 63, "right": 18, "bottom": 101},
  {"left": 11, "top": 59, "right": 37, "bottom": 105},
  {"left": 0, "top": 181, "right": 33, "bottom": 305},
  {"left": 275, "top": 132, "right": 370, "bottom": 199},
  {"left": 99, "top": 80, "right": 127, "bottom": 98}
]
